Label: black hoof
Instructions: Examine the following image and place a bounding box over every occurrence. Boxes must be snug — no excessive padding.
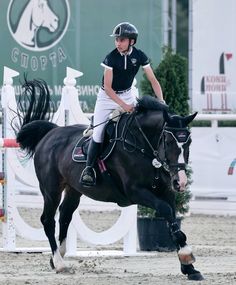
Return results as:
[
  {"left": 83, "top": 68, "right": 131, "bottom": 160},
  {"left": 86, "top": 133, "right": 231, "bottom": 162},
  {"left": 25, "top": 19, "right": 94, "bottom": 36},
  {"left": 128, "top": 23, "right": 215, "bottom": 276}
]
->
[
  {"left": 181, "top": 264, "right": 204, "bottom": 281},
  {"left": 188, "top": 273, "right": 204, "bottom": 281}
]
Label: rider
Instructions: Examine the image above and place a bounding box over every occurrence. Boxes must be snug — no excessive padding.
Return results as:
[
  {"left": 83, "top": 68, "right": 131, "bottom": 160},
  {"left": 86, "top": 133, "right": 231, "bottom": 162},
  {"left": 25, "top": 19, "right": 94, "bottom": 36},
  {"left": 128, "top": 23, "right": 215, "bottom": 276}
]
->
[{"left": 80, "top": 22, "right": 165, "bottom": 187}]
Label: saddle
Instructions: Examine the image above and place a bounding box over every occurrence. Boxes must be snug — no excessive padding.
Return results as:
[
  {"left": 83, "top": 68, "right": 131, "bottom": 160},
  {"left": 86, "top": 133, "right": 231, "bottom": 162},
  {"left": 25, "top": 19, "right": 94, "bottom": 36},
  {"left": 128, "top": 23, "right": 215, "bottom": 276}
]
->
[{"left": 72, "top": 111, "right": 123, "bottom": 163}]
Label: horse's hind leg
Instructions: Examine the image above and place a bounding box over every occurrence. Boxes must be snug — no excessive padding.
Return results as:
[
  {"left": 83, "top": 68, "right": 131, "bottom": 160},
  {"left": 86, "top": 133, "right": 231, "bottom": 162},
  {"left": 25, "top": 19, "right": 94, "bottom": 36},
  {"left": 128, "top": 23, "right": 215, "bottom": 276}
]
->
[
  {"left": 58, "top": 185, "right": 81, "bottom": 257},
  {"left": 40, "top": 181, "right": 65, "bottom": 273}
]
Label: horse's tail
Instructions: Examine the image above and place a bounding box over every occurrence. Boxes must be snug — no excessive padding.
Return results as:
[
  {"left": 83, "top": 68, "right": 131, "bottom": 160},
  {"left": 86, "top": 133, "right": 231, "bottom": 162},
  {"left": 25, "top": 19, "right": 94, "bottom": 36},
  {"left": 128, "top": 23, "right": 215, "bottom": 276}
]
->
[
  {"left": 17, "top": 120, "right": 57, "bottom": 157},
  {"left": 15, "top": 77, "right": 57, "bottom": 157},
  {"left": 17, "top": 76, "right": 54, "bottom": 127}
]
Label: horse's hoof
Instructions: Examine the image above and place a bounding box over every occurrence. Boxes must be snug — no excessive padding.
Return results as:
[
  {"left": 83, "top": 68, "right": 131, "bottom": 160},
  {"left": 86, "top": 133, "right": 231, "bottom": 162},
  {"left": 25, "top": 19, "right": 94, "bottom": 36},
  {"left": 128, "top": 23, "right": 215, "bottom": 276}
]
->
[
  {"left": 188, "top": 273, "right": 204, "bottom": 281},
  {"left": 50, "top": 257, "right": 55, "bottom": 269},
  {"left": 56, "top": 266, "right": 75, "bottom": 274},
  {"left": 181, "top": 264, "right": 203, "bottom": 280}
]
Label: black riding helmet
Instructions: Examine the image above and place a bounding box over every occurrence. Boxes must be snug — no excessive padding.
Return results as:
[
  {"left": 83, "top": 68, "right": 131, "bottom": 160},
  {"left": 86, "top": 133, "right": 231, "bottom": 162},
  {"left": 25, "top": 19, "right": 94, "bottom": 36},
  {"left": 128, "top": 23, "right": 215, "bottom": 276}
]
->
[{"left": 110, "top": 22, "right": 138, "bottom": 45}]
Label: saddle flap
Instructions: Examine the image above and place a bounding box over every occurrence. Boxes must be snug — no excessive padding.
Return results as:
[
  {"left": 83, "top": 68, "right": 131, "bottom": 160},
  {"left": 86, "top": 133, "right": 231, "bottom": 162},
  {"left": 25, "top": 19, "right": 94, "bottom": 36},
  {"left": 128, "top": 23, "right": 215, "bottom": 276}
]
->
[
  {"left": 72, "top": 116, "right": 122, "bottom": 163},
  {"left": 72, "top": 136, "right": 90, "bottom": 162}
]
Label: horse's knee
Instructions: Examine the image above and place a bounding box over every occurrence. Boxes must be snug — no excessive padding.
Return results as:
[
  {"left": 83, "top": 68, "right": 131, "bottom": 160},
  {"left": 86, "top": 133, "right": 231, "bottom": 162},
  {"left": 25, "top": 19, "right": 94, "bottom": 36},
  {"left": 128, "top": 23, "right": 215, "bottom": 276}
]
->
[{"left": 157, "top": 203, "right": 175, "bottom": 221}]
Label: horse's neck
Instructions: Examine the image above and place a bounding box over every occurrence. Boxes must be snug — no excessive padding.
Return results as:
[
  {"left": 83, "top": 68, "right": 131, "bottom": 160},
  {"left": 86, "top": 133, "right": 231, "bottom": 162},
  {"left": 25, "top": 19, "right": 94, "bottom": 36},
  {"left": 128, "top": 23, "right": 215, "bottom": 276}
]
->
[
  {"left": 137, "top": 111, "right": 164, "bottom": 131},
  {"left": 14, "top": 1, "right": 36, "bottom": 46}
]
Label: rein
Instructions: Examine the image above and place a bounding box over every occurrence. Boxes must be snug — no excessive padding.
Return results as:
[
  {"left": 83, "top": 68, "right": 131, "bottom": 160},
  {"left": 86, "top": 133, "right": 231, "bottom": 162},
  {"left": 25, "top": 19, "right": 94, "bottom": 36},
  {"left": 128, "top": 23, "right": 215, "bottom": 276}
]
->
[
  {"left": 133, "top": 115, "right": 165, "bottom": 169},
  {"left": 91, "top": 113, "right": 123, "bottom": 129},
  {"left": 97, "top": 108, "right": 191, "bottom": 189},
  {"left": 118, "top": 112, "right": 168, "bottom": 170}
]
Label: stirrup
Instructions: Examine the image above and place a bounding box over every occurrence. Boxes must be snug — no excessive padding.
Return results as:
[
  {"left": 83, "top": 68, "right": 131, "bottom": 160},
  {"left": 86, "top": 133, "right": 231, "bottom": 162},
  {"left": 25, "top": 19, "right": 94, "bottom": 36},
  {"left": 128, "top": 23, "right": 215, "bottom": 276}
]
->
[{"left": 80, "top": 166, "right": 96, "bottom": 187}]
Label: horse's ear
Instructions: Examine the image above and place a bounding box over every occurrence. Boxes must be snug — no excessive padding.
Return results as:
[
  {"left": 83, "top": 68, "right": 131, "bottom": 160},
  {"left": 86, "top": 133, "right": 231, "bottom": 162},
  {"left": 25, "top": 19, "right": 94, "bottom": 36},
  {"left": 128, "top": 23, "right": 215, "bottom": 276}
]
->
[
  {"left": 163, "top": 110, "right": 172, "bottom": 124},
  {"left": 184, "top": 112, "right": 198, "bottom": 125}
]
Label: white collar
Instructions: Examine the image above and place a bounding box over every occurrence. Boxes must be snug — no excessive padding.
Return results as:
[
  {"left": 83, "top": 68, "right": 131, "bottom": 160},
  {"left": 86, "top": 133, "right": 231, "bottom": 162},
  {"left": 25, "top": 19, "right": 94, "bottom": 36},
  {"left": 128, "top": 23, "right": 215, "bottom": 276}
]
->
[{"left": 119, "top": 47, "right": 133, "bottom": 56}]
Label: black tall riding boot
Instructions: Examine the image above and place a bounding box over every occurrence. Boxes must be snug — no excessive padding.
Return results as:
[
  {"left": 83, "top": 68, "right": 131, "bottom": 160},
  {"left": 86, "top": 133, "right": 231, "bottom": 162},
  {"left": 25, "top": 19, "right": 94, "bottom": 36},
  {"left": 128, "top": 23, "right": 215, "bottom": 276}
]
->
[{"left": 80, "top": 139, "right": 101, "bottom": 187}]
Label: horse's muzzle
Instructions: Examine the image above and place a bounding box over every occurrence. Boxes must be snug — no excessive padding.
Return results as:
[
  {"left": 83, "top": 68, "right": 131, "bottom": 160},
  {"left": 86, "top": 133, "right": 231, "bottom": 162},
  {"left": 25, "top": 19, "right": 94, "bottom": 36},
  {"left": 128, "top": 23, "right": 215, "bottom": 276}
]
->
[{"left": 172, "top": 170, "right": 187, "bottom": 192}]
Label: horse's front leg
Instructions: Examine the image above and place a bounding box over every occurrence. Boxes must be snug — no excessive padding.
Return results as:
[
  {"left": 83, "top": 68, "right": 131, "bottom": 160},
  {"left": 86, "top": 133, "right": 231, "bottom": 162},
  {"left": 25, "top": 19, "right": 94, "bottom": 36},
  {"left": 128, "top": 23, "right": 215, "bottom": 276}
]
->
[
  {"left": 129, "top": 186, "right": 204, "bottom": 280},
  {"left": 168, "top": 220, "right": 204, "bottom": 280},
  {"left": 158, "top": 178, "right": 204, "bottom": 281},
  {"left": 168, "top": 220, "right": 194, "bottom": 262}
]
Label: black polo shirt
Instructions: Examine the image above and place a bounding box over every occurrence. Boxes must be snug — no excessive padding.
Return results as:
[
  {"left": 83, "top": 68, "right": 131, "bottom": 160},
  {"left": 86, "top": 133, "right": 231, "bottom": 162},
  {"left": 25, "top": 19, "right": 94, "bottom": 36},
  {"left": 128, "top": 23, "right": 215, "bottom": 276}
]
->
[{"left": 101, "top": 47, "right": 150, "bottom": 92}]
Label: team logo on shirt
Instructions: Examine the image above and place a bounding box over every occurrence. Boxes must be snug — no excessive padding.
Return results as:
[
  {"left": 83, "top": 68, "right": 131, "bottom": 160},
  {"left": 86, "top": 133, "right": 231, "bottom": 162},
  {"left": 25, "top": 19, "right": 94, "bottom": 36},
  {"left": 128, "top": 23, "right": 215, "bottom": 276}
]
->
[{"left": 131, "top": 58, "right": 137, "bottom": 66}]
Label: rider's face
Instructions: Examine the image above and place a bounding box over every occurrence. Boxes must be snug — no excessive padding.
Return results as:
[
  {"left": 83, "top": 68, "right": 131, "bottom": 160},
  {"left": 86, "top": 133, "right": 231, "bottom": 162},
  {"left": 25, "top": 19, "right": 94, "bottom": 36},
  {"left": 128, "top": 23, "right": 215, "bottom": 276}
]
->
[{"left": 115, "top": 37, "right": 132, "bottom": 53}]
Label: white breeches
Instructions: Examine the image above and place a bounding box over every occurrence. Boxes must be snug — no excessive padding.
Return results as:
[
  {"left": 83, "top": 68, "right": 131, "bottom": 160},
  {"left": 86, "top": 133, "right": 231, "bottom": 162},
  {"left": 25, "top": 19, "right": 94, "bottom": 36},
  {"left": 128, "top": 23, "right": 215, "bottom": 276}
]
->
[{"left": 92, "top": 88, "right": 137, "bottom": 143}]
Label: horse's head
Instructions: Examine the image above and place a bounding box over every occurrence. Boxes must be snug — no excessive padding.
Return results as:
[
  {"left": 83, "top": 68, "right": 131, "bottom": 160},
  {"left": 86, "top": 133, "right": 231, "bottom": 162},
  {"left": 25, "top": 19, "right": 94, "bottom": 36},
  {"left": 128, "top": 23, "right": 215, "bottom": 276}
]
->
[
  {"left": 32, "top": 0, "right": 58, "bottom": 32},
  {"left": 127, "top": 96, "right": 197, "bottom": 192},
  {"left": 163, "top": 111, "right": 198, "bottom": 191}
]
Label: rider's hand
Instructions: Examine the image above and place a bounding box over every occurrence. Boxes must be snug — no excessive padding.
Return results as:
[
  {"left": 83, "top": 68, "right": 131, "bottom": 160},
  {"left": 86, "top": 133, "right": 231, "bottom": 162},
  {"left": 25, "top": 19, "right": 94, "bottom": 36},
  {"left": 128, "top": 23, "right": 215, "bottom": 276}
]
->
[{"left": 121, "top": 103, "right": 135, "bottom": 113}]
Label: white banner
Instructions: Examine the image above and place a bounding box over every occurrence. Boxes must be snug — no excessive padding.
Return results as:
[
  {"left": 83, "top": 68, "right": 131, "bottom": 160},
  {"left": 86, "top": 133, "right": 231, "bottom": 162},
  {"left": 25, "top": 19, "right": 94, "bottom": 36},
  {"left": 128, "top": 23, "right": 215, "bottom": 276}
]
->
[
  {"left": 190, "top": 127, "right": 236, "bottom": 199},
  {"left": 191, "top": 0, "right": 236, "bottom": 113}
]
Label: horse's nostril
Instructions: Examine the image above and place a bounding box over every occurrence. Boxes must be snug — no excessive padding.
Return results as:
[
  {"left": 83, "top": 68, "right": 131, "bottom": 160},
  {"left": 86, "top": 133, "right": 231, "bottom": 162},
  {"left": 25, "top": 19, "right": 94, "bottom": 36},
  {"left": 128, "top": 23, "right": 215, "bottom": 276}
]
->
[{"left": 173, "top": 180, "right": 180, "bottom": 190}]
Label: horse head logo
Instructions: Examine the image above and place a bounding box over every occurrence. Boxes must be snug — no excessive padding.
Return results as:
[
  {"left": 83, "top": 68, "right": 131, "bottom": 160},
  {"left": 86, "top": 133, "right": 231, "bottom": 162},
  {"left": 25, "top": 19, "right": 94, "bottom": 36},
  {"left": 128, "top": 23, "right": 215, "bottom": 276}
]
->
[{"left": 7, "top": 0, "right": 70, "bottom": 51}]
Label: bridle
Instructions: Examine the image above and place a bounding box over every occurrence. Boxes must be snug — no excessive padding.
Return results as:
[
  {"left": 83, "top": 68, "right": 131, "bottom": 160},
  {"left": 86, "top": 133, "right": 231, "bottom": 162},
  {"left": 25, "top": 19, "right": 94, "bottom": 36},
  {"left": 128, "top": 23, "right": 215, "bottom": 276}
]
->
[
  {"left": 163, "top": 126, "right": 191, "bottom": 172},
  {"left": 121, "top": 113, "right": 191, "bottom": 174}
]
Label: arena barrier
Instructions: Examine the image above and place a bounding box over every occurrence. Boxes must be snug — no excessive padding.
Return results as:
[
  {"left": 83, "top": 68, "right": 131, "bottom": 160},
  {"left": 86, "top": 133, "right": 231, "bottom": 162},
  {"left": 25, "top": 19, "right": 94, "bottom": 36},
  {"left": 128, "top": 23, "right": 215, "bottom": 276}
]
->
[
  {"left": 0, "top": 66, "right": 137, "bottom": 255},
  {"left": 190, "top": 114, "right": 236, "bottom": 216}
]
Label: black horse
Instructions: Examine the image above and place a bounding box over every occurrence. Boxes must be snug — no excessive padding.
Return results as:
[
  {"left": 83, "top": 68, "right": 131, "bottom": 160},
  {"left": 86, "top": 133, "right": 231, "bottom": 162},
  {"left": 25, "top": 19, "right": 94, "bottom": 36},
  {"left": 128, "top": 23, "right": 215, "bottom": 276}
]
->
[{"left": 15, "top": 79, "right": 203, "bottom": 280}]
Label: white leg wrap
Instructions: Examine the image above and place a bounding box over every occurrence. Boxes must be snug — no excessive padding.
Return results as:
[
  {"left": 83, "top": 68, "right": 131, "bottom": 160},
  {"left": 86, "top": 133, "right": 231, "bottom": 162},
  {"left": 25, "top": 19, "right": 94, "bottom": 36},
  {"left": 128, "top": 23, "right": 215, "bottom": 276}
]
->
[
  {"left": 178, "top": 245, "right": 192, "bottom": 255},
  {"left": 53, "top": 248, "right": 66, "bottom": 272},
  {"left": 178, "top": 245, "right": 196, "bottom": 265}
]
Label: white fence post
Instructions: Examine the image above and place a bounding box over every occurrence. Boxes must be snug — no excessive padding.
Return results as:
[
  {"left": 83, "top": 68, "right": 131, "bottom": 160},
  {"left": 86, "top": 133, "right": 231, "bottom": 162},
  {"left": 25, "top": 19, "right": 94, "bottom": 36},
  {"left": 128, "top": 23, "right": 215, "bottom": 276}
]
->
[{"left": 1, "top": 67, "right": 19, "bottom": 251}]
